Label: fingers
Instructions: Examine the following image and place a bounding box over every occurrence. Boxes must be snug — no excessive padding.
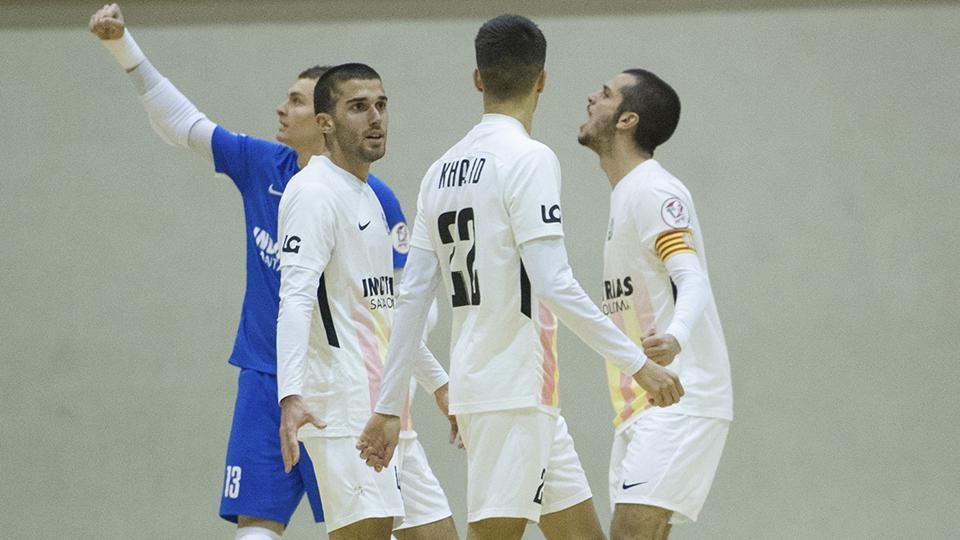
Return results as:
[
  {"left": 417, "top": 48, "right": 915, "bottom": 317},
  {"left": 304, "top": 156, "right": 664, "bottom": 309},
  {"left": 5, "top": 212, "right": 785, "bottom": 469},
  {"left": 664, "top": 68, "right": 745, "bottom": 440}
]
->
[
  {"left": 448, "top": 416, "right": 458, "bottom": 445},
  {"left": 306, "top": 413, "right": 327, "bottom": 431},
  {"left": 280, "top": 426, "right": 298, "bottom": 473}
]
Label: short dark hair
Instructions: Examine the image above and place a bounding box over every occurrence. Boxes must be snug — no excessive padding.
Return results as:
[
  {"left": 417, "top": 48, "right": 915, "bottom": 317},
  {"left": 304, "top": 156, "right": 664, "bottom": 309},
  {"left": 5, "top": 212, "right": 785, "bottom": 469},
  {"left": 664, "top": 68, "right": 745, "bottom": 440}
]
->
[
  {"left": 475, "top": 15, "right": 546, "bottom": 101},
  {"left": 298, "top": 65, "right": 332, "bottom": 80},
  {"left": 617, "top": 69, "right": 681, "bottom": 156},
  {"left": 313, "top": 63, "right": 381, "bottom": 114}
]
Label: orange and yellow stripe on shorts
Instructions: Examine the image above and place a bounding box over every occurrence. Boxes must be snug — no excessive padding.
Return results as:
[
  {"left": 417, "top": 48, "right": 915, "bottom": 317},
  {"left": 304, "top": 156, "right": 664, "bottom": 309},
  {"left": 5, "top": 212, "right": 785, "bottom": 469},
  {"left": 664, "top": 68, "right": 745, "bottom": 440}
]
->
[{"left": 655, "top": 228, "right": 695, "bottom": 262}]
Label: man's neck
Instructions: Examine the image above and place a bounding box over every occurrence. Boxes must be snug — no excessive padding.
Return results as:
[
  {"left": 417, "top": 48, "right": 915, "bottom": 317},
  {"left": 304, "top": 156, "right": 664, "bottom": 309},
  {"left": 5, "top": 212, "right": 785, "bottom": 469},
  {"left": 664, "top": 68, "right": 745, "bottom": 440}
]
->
[
  {"left": 600, "top": 140, "right": 651, "bottom": 189},
  {"left": 483, "top": 94, "right": 537, "bottom": 134},
  {"left": 327, "top": 148, "right": 369, "bottom": 182},
  {"left": 293, "top": 141, "right": 326, "bottom": 170}
]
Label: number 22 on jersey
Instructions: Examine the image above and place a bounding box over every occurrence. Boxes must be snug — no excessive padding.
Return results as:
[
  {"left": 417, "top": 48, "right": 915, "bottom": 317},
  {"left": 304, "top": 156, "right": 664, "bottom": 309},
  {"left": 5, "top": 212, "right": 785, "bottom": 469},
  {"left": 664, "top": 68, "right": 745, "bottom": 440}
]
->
[{"left": 438, "top": 208, "right": 480, "bottom": 307}]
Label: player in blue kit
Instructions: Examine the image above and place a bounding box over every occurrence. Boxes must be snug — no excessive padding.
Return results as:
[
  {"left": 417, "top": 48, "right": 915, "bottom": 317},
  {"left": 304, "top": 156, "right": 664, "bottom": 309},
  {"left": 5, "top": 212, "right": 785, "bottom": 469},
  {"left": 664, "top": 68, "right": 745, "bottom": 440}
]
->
[{"left": 89, "top": 5, "right": 449, "bottom": 539}]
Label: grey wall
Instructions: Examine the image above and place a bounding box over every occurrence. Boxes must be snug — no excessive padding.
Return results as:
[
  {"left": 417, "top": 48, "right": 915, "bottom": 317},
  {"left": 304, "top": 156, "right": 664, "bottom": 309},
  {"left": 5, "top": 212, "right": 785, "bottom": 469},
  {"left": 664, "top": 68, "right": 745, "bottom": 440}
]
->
[{"left": 1, "top": 2, "right": 958, "bottom": 538}]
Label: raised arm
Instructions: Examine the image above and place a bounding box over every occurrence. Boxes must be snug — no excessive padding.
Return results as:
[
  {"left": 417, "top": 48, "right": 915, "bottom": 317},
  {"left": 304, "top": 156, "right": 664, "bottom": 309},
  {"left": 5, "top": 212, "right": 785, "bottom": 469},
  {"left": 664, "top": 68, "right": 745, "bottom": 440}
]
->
[{"left": 89, "top": 3, "right": 215, "bottom": 160}]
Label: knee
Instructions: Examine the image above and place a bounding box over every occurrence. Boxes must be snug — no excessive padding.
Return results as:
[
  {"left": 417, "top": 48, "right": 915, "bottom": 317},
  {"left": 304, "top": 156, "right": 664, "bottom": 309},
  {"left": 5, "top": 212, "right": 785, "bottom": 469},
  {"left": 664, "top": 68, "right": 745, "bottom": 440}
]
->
[{"left": 610, "top": 507, "right": 668, "bottom": 540}]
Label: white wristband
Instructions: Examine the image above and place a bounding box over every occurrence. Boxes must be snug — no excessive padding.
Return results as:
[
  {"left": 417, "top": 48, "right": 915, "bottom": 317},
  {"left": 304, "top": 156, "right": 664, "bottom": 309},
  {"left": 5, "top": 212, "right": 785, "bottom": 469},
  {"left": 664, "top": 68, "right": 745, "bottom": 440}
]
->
[{"left": 100, "top": 29, "right": 146, "bottom": 71}]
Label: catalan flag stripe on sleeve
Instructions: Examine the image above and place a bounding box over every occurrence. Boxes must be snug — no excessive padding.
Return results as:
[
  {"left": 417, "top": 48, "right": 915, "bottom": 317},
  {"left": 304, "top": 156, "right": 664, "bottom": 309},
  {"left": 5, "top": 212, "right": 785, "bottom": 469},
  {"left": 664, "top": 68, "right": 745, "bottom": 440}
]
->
[{"left": 655, "top": 229, "right": 695, "bottom": 262}]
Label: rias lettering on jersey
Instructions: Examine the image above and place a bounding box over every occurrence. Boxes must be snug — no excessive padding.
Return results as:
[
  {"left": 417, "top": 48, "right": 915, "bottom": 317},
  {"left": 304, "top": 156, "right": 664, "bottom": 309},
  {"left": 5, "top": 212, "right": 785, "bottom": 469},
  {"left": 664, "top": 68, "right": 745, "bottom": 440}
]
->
[
  {"left": 604, "top": 276, "right": 633, "bottom": 300},
  {"left": 438, "top": 157, "right": 486, "bottom": 189},
  {"left": 253, "top": 226, "right": 281, "bottom": 271},
  {"left": 601, "top": 276, "right": 633, "bottom": 315},
  {"left": 362, "top": 275, "right": 396, "bottom": 310}
]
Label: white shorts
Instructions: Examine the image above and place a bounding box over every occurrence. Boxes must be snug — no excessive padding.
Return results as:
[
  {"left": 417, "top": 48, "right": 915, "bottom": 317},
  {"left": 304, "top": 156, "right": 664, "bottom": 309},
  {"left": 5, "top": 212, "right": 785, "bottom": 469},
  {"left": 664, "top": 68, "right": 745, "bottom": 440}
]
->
[
  {"left": 393, "top": 435, "right": 453, "bottom": 530},
  {"left": 609, "top": 410, "right": 730, "bottom": 524},
  {"left": 301, "top": 436, "right": 404, "bottom": 533},
  {"left": 458, "top": 409, "right": 592, "bottom": 523}
]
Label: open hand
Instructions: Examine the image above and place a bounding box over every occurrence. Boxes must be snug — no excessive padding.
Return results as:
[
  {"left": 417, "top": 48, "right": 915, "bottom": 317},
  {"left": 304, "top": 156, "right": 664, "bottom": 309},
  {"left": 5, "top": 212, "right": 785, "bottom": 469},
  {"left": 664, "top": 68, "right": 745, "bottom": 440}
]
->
[
  {"left": 279, "top": 395, "right": 326, "bottom": 473},
  {"left": 433, "top": 384, "right": 463, "bottom": 449}
]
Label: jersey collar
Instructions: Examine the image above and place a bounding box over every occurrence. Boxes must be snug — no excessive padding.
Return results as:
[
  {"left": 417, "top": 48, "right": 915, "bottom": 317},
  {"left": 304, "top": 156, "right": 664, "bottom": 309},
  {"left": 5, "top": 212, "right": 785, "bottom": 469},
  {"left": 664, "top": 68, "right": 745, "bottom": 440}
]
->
[{"left": 480, "top": 113, "right": 527, "bottom": 135}]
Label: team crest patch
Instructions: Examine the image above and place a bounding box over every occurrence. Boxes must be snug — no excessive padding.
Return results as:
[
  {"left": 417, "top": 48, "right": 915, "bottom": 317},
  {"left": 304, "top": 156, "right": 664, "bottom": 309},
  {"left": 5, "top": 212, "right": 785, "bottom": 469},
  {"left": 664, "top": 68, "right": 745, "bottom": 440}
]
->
[
  {"left": 660, "top": 198, "right": 690, "bottom": 229},
  {"left": 391, "top": 222, "right": 410, "bottom": 254}
]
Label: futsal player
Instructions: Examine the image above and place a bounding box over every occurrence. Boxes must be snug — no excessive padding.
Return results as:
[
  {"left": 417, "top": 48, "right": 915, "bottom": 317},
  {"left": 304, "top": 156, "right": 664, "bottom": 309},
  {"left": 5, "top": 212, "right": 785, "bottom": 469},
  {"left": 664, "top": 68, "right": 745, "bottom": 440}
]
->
[
  {"left": 577, "top": 69, "right": 734, "bottom": 539},
  {"left": 89, "top": 6, "right": 451, "bottom": 539},
  {"left": 276, "top": 63, "right": 456, "bottom": 540},
  {"left": 359, "top": 15, "right": 685, "bottom": 540}
]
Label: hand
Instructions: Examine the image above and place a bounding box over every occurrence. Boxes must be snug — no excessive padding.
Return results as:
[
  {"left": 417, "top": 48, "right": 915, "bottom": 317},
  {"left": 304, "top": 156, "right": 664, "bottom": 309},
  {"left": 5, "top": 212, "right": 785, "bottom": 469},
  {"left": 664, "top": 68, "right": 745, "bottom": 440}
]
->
[
  {"left": 641, "top": 331, "right": 681, "bottom": 366},
  {"left": 89, "top": 3, "right": 125, "bottom": 40},
  {"left": 357, "top": 413, "right": 401, "bottom": 472},
  {"left": 279, "top": 395, "right": 326, "bottom": 473},
  {"left": 632, "top": 360, "right": 684, "bottom": 408},
  {"left": 433, "top": 384, "right": 463, "bottom": 448}
]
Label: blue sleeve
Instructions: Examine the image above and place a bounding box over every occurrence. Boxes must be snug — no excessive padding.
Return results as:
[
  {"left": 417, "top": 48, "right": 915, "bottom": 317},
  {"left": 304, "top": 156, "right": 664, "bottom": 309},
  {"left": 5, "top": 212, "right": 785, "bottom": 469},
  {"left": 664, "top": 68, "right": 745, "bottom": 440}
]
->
[
  {"left": 368, "top": 174, "right": 409, "bottom": 269},
  {"left": 212, "top": 125, "right": 289, "bottom": 194}
]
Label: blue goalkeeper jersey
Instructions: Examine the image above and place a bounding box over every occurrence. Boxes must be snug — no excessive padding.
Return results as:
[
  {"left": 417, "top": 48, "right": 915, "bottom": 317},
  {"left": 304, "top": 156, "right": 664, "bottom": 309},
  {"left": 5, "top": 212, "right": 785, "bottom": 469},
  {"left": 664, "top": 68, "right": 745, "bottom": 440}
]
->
[{"left": 211, "top": 126, "right": 409, "bottom": 374}]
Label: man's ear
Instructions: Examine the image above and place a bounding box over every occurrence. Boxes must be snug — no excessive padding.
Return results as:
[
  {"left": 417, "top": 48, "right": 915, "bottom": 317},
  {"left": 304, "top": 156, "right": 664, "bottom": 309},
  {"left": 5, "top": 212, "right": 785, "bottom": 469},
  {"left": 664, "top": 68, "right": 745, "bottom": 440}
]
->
[
  {"left": 316, "top": 112, "right": 335, "bottom": 134},
  {"left": 535, "top": 69, "right": 546, "bottom": 94},
  {"left": 617, "top": 110, "right": 639, "bottom": 133}
]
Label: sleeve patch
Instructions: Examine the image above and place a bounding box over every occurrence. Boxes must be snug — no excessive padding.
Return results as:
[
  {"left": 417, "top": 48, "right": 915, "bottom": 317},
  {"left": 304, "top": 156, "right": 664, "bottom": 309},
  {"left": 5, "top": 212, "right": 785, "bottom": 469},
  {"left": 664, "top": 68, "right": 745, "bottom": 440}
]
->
[
  {"left": 660, "top": 197, "right": 691, "bottom": 229},
  {"left": 391, "top": 222, "right": 411, "bottom": 255},
  {"left": 655, "top": 229, "right": 695, "bottom": 262}
]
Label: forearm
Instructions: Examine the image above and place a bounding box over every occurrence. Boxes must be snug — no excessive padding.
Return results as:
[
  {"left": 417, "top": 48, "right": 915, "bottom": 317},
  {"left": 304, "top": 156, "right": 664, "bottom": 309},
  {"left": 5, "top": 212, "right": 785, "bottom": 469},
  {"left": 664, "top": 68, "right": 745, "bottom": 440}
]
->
[
  {"left": 663, "top": 252, "right": 709, "bottom": 349},
  {"left": 413, "top": 341, "right": 448, "bottom": 395},
  {"left": 376, "top": 248, "right": 441, "bottom": 416},
  {"left": 519, "top": 237, "right": 646, "bottom": 376},
  {"left": 101, "top": 29, "right": 213, "bottom": 158},
  {"left": 277, "top": 265, "right": 320, "bottom": 402}
]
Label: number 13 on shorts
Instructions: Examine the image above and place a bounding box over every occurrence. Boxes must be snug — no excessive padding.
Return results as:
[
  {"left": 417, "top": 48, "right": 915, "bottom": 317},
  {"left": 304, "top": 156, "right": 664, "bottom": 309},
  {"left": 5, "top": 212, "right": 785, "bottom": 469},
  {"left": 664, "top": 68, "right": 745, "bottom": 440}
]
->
[{"left": 223, "top": 465, "right": 242, "bottom": 499}]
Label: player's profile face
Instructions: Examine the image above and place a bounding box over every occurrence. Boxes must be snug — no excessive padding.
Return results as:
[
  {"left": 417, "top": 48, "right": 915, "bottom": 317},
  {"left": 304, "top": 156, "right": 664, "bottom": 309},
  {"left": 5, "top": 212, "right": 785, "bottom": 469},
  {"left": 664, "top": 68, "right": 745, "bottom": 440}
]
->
[
  {"left": 330, "top": 78, "right": 388, "bottom": 163},
  {"left": 578, "top": 73, "right": 631, "bottom": 151},
  {"left": 276, "top": 77, "right": 321, "bottom": 147}
]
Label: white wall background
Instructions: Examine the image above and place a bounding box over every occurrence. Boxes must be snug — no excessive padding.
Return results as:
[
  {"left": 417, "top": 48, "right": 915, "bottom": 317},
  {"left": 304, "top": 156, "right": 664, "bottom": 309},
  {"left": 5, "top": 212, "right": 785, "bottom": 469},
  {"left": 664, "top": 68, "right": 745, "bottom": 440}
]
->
[{"left": 1, "top": 2, "right": 958, "bottom": 538}]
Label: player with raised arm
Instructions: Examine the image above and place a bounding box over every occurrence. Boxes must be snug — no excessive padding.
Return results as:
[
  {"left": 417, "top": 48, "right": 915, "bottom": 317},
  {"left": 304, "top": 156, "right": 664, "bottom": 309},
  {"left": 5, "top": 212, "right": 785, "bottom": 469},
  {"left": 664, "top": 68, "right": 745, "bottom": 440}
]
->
[
  {"left": 276, "top": 63, "right": 456, "bottom": 540},
  {"left": 359, "top": 15, "right": 684, "bottom": 540},
  {"left": 89, "top": 5, "right": 452, "bottom": 539},
  {"left": 578, "top": 69, "right": 733, "bottom": 539}
]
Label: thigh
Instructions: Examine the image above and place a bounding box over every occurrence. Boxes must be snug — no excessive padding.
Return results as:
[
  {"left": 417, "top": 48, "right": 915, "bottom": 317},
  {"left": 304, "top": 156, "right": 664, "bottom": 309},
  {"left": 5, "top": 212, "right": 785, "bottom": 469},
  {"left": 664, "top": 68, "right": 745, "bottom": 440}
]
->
[
  {"left": 301, "top": 436, "right": 403, "bottom": 533},
  {"left": 393, "top": 436, "right": 453, "bottom": 531},
  {"left": 539, "top": 498, "right": 604, "bottom": 540},
  {"left": 540, "top": 415, "right": 593, "bottom": 515},
  {"left": 611, "top": 412, "right": 730, "bottom": 524},
  {"left": 458, "top": 408, "right": 555, "bottom": 524},
  {"left": 219, "top": 369, "right": 307, "bottom": 525}
]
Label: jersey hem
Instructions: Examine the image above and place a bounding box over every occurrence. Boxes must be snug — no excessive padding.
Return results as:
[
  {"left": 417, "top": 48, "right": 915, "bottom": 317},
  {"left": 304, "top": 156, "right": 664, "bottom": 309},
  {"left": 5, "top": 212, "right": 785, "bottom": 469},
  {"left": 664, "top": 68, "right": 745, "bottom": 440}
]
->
[
  {"left": 450, "top": 397, "right": 559, "bottom": 416},
  {"left": 228, "top": 357, "right": 277, "bottom": 375},
  {"left": 613, "top": 406, "right": 733, "bottom": 435}
]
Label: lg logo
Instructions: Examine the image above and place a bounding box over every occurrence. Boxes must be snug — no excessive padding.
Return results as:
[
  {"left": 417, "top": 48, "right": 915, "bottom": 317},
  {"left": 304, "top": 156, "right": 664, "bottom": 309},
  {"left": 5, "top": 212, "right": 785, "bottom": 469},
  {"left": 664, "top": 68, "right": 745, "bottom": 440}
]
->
[
  {"left": 282, "top": 235, "right": 301, "bottom": 254},
  {"left": 541, "top": 204, "right": 562, "bottom": 224}
]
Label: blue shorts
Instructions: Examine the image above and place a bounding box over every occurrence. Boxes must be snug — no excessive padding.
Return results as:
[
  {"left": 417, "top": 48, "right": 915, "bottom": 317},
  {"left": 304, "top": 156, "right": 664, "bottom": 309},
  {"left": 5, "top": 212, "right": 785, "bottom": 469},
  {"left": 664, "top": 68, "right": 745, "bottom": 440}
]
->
[{"left": 219, "top": 368, "right": 325, "bottom": 525}]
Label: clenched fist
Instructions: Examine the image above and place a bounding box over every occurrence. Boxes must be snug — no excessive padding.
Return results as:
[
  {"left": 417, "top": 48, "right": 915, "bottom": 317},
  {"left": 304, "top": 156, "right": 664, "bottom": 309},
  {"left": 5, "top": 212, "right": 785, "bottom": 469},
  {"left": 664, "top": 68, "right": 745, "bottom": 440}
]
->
[
  {"left": 633, "top": 359, "right": 684, "bottom": 407},
  {"left": 89, "top": 3, "right": 125, "bottom": 40}
]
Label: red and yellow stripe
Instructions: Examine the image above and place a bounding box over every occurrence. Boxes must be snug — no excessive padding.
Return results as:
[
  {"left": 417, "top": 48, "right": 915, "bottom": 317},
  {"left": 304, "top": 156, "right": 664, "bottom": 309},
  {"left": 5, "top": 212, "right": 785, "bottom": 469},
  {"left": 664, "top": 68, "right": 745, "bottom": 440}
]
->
[{"left": 655, "top": 229, "right": 695, "bottom": 262}]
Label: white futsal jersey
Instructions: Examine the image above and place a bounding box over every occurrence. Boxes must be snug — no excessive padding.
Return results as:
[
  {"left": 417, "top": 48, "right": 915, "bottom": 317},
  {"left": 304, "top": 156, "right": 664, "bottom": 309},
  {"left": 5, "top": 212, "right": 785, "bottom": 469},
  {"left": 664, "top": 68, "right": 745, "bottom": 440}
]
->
[
  {"left": 278, "top": 155, "right": 401, "bottom": 438},
  {"left": 411, "top": 114, "right": 563, "bottom": 415},
  {"left": 603, "top": 159, "right": 733, "bottom": 430}
]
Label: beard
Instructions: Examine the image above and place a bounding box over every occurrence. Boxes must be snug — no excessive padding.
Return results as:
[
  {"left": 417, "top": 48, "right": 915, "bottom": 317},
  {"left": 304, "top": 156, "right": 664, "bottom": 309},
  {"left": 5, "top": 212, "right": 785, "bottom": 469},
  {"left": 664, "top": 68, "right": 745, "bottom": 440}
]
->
[
  {"left": 578, "top": 118, "right": 613, "bottom": 152},
  {"left": 334, "top": 128, "right": 386, "bottom": 164}
]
